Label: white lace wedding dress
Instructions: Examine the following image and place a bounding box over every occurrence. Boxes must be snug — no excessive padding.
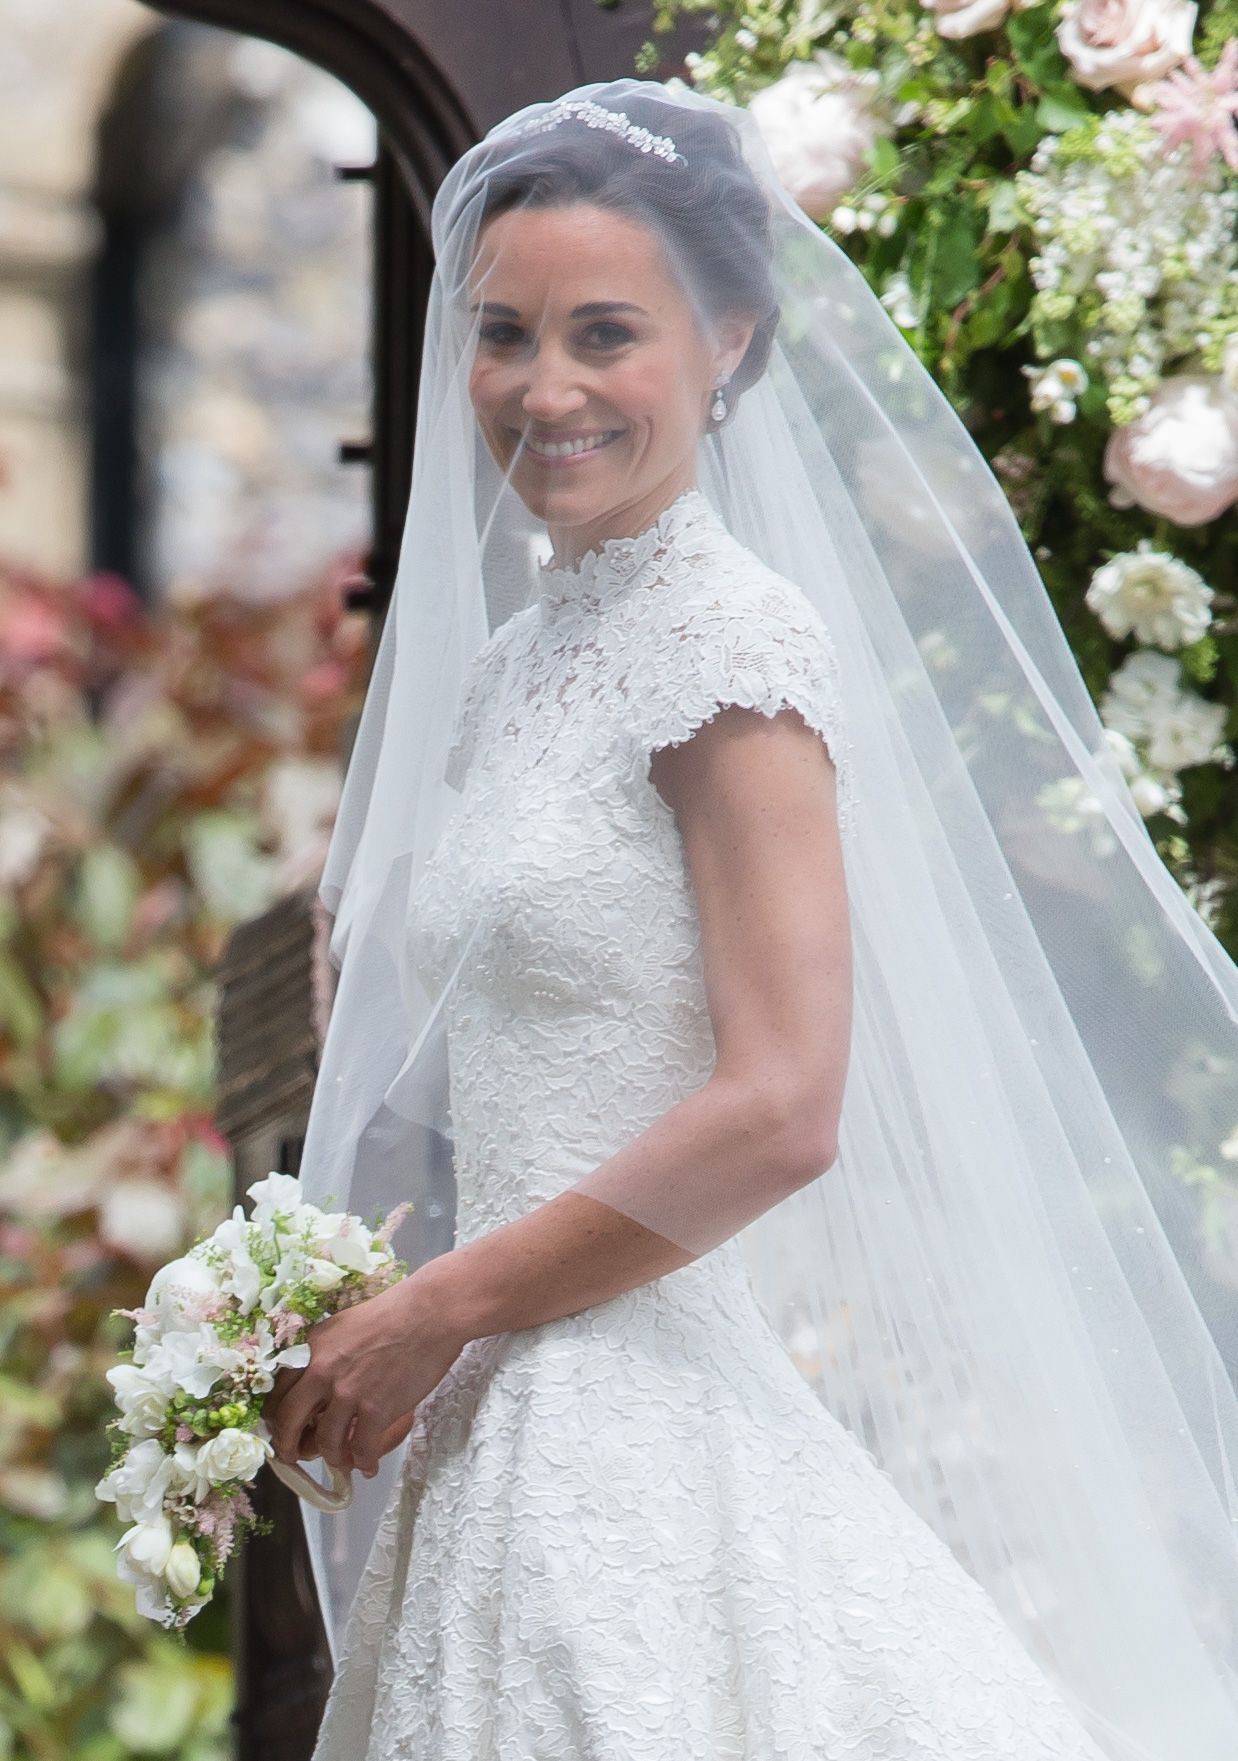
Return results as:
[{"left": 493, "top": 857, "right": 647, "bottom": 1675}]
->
[{"left": 309, "top": 486, "right": 1110, "bottom": 1761}]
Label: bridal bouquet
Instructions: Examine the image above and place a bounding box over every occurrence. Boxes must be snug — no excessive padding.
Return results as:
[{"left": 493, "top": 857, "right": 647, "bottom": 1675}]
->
[{"left": 95, "top": 1171, "right": 412, "bottom": 1634}]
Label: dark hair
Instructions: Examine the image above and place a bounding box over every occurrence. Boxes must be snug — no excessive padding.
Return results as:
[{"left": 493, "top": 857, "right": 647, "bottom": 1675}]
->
[{"left": 473, "top": 95, "right": 779, "bottom": 426}]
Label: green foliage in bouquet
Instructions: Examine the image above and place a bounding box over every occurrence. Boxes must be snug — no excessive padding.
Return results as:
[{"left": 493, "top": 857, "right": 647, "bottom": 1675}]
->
[
  {"left": 638, "top": 0, "right": 1238, "bottom": 947},
  {"left": 0, "top": 557, "right": 370, "bottom": 1758}
]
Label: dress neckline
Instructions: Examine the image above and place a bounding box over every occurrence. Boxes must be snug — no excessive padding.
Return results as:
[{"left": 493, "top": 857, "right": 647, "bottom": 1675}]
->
[{"left": 536, "top": 486, "right": 719, "bottom": 622}]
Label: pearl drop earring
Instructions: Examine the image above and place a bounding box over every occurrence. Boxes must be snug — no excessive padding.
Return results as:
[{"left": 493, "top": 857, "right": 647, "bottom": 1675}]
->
[{"left": 711, "top": 377, "right": 729, "bottom": 423}]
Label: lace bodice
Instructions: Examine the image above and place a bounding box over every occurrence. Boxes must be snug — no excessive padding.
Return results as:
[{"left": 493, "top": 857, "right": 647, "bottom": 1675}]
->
[
  {"left": 404, "top": 486, "right": 854, "bottom": 1242},
  {"left": 314, "top": 487, "right": 1113, "bottom": 1761}
]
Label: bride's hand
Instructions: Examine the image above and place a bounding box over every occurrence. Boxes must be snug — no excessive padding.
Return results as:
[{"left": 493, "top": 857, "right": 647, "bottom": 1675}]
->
[{"left": 265, "top": 1268, "right": 468, "bottom": 1479}]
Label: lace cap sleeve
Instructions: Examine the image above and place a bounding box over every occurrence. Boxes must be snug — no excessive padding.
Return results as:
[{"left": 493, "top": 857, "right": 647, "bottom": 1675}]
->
[{"left": 622, "top": 573, "right": 855, "bottom": 840}]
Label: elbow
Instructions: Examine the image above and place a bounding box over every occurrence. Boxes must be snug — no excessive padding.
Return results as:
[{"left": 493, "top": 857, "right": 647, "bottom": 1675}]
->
[{"left": 765, "top": 1081, "right": 840, "bottom": 1189}]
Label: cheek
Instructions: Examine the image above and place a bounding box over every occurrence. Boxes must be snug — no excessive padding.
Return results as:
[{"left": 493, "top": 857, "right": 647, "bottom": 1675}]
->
[
  {"left": 468, "top": 361, "right": 508, "bottom": 419},
  {"left": 616, "top": 354, "right": 700, "bottom": 428}
]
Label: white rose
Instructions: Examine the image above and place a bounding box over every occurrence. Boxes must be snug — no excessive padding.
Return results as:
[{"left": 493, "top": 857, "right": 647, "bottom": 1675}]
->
[
  {"left": 1056, "top": 0, "right": 1196, "bottom": 96},
  {"left": 748, "top": 57, "right": 892, "bottom": 223},
  {"left": 163, "top": 1539, "right": 203, "bottom": 1599},
  {"left": 116, "top": 1513, "right": 175, "bottom": 1578},
  {"left": 106, "top": 1364, "right": 170, "bottom": 1439},
  {"left": 145, "top": 1254, "right": 224, "bottom": 1331},
  {"left": 196, "top": 1427, "right": 271, "bottom": 1487},
  {"left": 921, "top": 0, "right": 1012, "bottom": 41},
  {"left": 1104, "top": 376, "right": 1238, "bottom": 526}
]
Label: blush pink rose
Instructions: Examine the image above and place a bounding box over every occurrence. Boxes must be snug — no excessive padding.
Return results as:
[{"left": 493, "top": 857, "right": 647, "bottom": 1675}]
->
[
  {"left": 1104, "top": 374, "right": 1238, "bottom": 525},
  {"left": 747, "top": 57, "right": 892, "bottom": 223},
  {"left": 1057, "top": 0, "right": 1197, "bottom": 99}
]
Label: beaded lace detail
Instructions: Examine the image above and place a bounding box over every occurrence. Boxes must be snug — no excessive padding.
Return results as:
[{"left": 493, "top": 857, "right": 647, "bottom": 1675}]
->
[{"left": 308, "top": 487, "right": 1108, "bottom": 1761}]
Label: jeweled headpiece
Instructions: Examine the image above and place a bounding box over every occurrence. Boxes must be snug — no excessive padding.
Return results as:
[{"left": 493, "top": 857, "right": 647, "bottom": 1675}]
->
[{"left": 505, "top": 96, "right": 685, "bottom": 165}]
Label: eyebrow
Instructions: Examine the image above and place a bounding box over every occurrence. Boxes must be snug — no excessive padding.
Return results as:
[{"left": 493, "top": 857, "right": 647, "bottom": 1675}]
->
[{"left": 468, "top": 300, "right": 648, "bottom": 319}]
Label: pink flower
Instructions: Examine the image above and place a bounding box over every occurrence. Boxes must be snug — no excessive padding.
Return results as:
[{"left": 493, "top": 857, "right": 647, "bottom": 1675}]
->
[
  {"left": 1056, "top": 0, "right": 1197, "bottom": 98},
  {"left": 1104, "top": 373, "right": 1238, "bottom": 524},
  {"left": 1144, "top": 38, "right": 1238, "bottom": 177}
]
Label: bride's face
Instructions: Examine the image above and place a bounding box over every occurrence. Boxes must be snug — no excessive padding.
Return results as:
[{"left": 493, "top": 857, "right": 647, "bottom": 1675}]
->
[{"left": 466, "top": 201, "right": 751, "bottom": 557}]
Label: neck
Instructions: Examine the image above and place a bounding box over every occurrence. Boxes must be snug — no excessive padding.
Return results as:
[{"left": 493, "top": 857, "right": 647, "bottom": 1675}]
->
[{"left": 544, "top": 473, "right": 699, "bottom": 572}]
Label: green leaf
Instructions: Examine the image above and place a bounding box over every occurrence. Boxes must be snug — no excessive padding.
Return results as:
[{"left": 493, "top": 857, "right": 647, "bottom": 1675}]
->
[
  {"left": 1007, "top": 9, "right": 1067, "bottom": 86},
  {"left": 1036, "top": 90, "right": 1094, "bottom": 134},
  {"left": 932, "top": 202, "right": 983, "bottom": 309},
  {"left": 987, "top": 180, "right": 1024, "bottom": 233}
]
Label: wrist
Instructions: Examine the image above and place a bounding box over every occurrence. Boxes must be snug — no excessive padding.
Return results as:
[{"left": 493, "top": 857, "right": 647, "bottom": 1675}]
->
[{"left": 405, "top": 1249, "right": 488, "bottom": 1348}]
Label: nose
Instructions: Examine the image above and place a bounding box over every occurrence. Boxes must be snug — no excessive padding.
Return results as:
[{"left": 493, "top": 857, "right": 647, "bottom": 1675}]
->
[{"left": 518, "top": 335, "right": 587, "bottom": 425}]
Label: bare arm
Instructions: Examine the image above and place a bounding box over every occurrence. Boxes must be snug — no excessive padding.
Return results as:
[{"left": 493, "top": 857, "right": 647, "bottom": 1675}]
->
[
  {"left": 422, "top": 701, "right": 853, "bottom": 1346},
  {"left": 271, "top": 703, "right": 852, "bottom": 1476}
]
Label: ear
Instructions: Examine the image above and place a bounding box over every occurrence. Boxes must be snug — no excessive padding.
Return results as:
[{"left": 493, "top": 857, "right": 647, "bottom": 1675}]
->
[{"left": 713, "top": 311, "right": 759, "bottom": 383}]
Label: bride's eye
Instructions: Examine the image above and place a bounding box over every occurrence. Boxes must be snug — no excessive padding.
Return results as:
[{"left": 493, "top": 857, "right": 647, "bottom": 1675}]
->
[
  {"left": 479, "top": 322, "right": 524, "bottom": 346},
  {"left": 583, "top": 322, "right": 633, "bottom": 349}
]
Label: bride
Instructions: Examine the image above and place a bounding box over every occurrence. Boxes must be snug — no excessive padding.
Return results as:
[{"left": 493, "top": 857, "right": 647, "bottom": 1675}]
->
[{"left": 263, "top": 80, "right": 1238, "bottom": 1759}]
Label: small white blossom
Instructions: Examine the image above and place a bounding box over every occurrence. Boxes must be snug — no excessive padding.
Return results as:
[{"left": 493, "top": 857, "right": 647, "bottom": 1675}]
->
[{"left": 1085, "top": 540, "right": 1214, "bottom": 648}]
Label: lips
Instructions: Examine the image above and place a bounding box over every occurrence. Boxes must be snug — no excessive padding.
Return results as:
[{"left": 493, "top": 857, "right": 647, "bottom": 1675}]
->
[{"left": 515, "top": 429, "right": 625, "bottom": 462}]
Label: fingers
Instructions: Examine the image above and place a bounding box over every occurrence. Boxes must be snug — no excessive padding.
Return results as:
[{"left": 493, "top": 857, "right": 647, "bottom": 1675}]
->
[
  {"left": 349, "top": 1409, "right": 416, "bottom": 1478},
  {"left": 312, "top": 1397, "right": 359, "bottom": 1473},
  {"left": 263, "top": 1363, "right": 303, "bottom": 1431},
  {"left": 270, "top": 1373, "right": 331, "bottom": 1467}
]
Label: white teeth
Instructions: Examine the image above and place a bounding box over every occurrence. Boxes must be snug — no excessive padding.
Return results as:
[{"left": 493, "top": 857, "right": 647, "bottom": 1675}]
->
[{"left": 525, "top": 431, "right": 618, "bottom": 458}]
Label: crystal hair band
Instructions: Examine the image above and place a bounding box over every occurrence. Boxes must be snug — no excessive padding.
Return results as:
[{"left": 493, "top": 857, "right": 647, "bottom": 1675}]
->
[{"left": 505, "top": 97, "right": 685, "bottom": 165}]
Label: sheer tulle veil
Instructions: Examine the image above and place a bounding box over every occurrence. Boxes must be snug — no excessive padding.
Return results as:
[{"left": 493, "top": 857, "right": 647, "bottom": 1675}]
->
[{"left": 292, "top": 77, "right": 1238, "bottom": 1757}]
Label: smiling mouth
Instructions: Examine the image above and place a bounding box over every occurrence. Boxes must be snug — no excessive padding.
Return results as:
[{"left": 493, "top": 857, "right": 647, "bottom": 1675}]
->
[{"left": 514, "top": 429, "right": 625, "bottom": 460}]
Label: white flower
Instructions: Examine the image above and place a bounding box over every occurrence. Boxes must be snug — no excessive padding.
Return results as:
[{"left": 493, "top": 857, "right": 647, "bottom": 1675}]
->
[
  {"left": 306, "top": 1212, "right": 374, "bottom": 1274},
  {"left": 880, "top": 271, "right": 922, "bottom": 330},
  {"left": 921, "top": 0, "right": 1012, "bottom": 41},
  {"left": 245, "top": 1171, "right": 305, "bottom": 1224},
  {"left": 1085, "top": 541, "right": 1214, "bottom": 647},
  {"left": 747, "top": 56, "right": 893, "bottom": 223},
  {"left": 164, "top": 1540, "right": 203, "bottom": 1598},
  {"left": 1101, "top": 650, "right": 1230, "bottom": 773},
  {"left": 1056, "top": 0, "right": 1197, "bottom": 98},
  {"left": 1129, "top": 770, "right": 1186, "bottom": 820},
  {"left": 305, "top": 1256, "right": 346, "bottom": 1291},
  {"left": 145, "top": 1254, "right": 225, "bottom": 1332},
  {"left": 208, "top": 1214, "right": 266, "bottom": 1311},
  {"left": 116, "top": 1513, "right": 175, "bottom": 1579},
  {"left": 149, "top": 1325, "right": 235, "bottom": 1399},
  {"left": 106, "top": 1363, "right": 170, "bottom": 1439},
  {"left": 1144, "top": 691, "right": 1229, "bottom": 771},
  {"left": 1103, "top": 727, "right": 1142, "bottom": 778},
  {"left": 1036, "top": 776, "right": 1119, "bottom": 854},
  {"left": 195, "top": 1427, "right": 271, "bottom": 1487},
  {"left": 1099, "top": 648, "right": 1184, "bottom": 738},
  {"left": 1104, "top": 375, "right": 1238, "bottom": 525},
  {"left": 95, "top": 1438, "right": 178, "bottom": 1525},
  {"left": 1023, "top": 357, "right": 1090, "bottom": 423}
]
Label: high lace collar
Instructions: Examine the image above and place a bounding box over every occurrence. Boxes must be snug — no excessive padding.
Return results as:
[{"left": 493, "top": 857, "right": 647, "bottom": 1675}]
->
[{"left": 536, "top": 486, "right": 719, "bottom": 621}]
